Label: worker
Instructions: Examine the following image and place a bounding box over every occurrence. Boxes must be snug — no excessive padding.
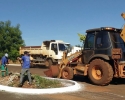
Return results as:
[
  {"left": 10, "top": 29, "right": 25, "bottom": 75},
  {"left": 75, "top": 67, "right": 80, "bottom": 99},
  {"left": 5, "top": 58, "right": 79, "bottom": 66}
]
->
[
  {"left": 17, "top": 51, "right": 32, "bottom": 87},
  {"left": 1, "top": 53, "right": 9, "bottom": 77}
]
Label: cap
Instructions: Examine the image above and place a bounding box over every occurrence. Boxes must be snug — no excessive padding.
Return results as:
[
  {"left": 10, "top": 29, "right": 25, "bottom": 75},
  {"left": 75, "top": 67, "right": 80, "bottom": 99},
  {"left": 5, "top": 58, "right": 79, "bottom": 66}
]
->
[
  {"left": 24, "top": 51, "right": 29, "bottom": 54},
  {"left": 5, "top": 53, "right": 8, "bottom": 57}
]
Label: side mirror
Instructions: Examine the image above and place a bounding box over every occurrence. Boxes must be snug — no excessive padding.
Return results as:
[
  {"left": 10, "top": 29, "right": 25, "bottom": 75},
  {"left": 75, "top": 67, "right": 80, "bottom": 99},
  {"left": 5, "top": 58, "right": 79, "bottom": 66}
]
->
[{"left": 66, "top": 46, "right": 72, "bottom": 53}]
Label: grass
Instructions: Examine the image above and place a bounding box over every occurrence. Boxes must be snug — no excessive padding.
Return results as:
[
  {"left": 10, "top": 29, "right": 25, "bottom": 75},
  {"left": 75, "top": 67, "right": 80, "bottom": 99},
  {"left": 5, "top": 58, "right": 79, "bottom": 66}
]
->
[{"left": 33, "top": 75, "right": 63, "bottom": 88}]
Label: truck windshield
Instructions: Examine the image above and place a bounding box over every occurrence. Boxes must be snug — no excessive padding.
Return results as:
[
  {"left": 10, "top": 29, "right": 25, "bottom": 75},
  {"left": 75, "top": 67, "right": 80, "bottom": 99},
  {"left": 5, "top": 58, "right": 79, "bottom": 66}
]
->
[
  {"left": 58, "top": 43, "right": 67, "bottom": 51},
  {"left": 58, "top": 43, "right": 72, "bottom": 52}
]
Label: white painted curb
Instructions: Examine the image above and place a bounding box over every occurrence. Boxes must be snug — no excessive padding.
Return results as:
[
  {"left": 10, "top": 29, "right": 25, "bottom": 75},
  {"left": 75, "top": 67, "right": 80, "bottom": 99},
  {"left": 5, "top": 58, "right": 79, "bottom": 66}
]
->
[{"left": 0, "top": 77, "right": 82, "bottom": 94}]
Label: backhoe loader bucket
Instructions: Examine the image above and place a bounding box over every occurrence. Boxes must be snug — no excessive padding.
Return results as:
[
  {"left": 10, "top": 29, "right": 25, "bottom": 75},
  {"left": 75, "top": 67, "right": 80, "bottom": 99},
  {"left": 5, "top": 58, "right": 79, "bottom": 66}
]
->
[{"left": 44, "top": 65, "right": 60, "bottom": 77}]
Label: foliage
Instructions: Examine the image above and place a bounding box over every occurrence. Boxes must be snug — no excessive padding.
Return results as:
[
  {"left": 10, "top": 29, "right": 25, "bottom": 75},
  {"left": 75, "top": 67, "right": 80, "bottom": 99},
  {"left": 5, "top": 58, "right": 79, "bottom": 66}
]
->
[
  {"left": 0, "top": 20, "right": 25, "bottom": 61},
  {"left": 77, "top": 33, "right": 86, "bottom": 43},
  {"left": 33, "top": 75, "right": 63, "bottom": 88}
]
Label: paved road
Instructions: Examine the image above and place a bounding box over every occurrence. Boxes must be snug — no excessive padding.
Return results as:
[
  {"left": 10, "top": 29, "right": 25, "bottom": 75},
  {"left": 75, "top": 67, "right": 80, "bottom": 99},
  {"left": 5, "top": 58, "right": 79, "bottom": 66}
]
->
[{"left": 0, "top": 65, "right": 125, "bottom": 100}]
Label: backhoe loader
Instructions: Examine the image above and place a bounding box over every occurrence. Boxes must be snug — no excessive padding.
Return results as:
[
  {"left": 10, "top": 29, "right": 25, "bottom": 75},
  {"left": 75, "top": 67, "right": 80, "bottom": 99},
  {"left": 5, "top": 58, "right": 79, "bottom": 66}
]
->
[{"left": 44, "top": 13, "right": 125, "bottom": 86}]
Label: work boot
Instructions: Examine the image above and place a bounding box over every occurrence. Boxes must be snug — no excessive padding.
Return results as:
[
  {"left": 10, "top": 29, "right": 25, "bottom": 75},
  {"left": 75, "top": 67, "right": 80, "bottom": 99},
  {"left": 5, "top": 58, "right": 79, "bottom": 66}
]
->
[{"left": 27, "top": 81, "right": 32, "bottom": 85}]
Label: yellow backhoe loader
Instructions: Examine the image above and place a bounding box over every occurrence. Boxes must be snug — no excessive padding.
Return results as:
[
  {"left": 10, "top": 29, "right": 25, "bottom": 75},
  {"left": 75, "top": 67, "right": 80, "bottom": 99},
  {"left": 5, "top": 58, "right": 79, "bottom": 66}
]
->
[{"left": 44, "top": 13, "right": 125, "bottom": 86}]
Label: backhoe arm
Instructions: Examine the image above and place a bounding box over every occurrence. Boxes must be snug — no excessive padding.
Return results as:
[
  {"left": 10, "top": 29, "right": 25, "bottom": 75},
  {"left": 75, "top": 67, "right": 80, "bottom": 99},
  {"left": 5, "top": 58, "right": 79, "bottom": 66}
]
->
[
  {"left": 121, "top": 13, "right": 125, "bottom": 20},
  {"left": 120, "top": 13, "right": 125, "bottom": 42}
]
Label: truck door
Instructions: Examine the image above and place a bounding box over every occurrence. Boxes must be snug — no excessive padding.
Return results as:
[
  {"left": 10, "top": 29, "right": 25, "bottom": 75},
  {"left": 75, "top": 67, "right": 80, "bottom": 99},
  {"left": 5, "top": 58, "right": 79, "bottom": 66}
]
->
[
  {"left": 49, "top": 43, "right": 58, "bottom": 58},
  {"left": 94, "top": 31, "right": 112, "bottom": 55},
  {"left": 82, "top": 33, "right": 95, "bottom": 64}
]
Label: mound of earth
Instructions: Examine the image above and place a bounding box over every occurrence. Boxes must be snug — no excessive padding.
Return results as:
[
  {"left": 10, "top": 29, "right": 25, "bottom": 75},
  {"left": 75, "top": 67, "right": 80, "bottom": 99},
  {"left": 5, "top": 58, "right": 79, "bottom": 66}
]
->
[{"left": 0, "top": 73, "right": 36, "bottom": 88}]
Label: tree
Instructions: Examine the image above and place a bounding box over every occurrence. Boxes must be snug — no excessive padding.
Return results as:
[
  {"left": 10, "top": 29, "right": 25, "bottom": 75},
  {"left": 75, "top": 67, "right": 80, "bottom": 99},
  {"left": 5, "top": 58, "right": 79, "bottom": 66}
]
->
[
  {"left": 0, "top": 20, "right": 25, "bottom": 61},
  {"left": 77, "top": 33, "right": 86, "bottom": 43}
]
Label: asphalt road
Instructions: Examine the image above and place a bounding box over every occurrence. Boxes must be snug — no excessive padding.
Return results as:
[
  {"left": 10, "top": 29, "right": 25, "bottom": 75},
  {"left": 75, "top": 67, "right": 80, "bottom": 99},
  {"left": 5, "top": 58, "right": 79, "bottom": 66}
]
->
[{"left": 0, "top": 65, "right": 125, "bottom": 100}]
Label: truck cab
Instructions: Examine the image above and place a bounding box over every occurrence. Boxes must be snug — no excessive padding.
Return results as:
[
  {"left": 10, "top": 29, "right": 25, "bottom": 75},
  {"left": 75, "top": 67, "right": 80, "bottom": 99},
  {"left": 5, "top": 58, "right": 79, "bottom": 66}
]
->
[
  {"left": 82, "top": 27, "right": 125, "bottom": 64},
  {"left": 42, "top": 40, "right": 71, "bottom": 63}
]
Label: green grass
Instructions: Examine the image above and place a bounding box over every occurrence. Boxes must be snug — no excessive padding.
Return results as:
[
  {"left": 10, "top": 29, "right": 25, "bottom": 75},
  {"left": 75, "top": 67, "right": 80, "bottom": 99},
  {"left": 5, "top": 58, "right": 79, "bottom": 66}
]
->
[{"left": 33, "top": 75, "right": 63, "bottom": 88}]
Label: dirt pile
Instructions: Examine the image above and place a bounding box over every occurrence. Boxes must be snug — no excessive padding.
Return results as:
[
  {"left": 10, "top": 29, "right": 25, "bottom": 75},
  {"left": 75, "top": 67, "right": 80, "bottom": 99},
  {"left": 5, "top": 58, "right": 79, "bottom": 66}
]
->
[{"left": 0, "top": 73, "right": 35, "bottom": 88}]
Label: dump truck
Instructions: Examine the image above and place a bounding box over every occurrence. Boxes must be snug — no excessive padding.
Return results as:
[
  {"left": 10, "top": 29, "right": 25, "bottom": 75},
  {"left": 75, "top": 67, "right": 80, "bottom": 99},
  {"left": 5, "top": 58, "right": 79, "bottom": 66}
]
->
[
  {"left": 19, "top": 40, "right": 81, "bottom": 67},
  {"left": 44, "top": 13, "right": 125, "bottom": 86}
]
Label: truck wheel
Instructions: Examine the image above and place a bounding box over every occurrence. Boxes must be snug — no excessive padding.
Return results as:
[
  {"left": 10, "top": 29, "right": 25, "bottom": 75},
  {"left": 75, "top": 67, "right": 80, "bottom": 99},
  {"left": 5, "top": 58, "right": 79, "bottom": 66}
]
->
[
  {"left": 88, "top": 59, "right": 113, "bottom": 86},
  {"left": 45, "top": 59, "right": 52, "bottom": 68},
  {"left": 61, "top": 67, "right": 73, "bottom": 80}
]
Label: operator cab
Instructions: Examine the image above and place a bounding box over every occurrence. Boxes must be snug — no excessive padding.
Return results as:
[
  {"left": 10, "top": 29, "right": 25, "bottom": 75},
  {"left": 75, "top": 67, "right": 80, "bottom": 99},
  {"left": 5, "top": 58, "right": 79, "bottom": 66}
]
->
[{"left": 82, "top": 27, "right": 125, "bottom": 64}]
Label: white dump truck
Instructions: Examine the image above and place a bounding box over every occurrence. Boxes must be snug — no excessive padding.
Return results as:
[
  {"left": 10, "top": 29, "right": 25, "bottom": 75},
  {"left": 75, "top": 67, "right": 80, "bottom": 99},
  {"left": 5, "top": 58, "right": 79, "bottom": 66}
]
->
[{"left": 19, "top": 40, "right": 81, "bottom": 67}]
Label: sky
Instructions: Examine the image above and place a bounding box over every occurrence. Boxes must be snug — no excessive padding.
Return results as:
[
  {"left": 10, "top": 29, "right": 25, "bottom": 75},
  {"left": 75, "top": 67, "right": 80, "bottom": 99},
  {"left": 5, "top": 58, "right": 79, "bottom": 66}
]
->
[{"left": 0, "top": 0, "right": 125, "bottom": 46}]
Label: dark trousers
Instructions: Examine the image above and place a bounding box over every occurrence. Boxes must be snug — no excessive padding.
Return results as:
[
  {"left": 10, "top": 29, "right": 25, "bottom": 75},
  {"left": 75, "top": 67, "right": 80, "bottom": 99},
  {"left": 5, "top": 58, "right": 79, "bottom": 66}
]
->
[
  {"left": 20, "top": 69, "right": 32, "bottom": 84},
  {"left": 0, "top": 65, "right": 8, "bottom": 77}
]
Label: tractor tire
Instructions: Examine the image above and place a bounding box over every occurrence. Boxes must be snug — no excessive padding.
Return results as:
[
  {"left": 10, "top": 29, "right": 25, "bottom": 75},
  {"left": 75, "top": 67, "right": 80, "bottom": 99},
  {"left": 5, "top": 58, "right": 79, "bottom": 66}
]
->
[
  {"left": 45, "top": 59, "right": 52, "bottom": 68},
  {"left": 61, "top": 67, "right": 74, "bottom": 80},
  {"left": 88, "top": 59, "right": 113, "bottom": 86}
]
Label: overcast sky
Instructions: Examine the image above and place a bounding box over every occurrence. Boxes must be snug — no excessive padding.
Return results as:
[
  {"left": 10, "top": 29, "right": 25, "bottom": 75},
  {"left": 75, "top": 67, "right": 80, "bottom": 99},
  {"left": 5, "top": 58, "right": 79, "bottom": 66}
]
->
[{"left": 0, "top": 0, "right": 125, "bottom": 46}]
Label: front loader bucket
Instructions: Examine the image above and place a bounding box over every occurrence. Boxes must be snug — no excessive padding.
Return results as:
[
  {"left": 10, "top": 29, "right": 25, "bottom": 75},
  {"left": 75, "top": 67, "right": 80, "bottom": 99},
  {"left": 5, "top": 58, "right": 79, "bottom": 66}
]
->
[{"left": 44, "top": 65, "right": 60, "bottom": 78}]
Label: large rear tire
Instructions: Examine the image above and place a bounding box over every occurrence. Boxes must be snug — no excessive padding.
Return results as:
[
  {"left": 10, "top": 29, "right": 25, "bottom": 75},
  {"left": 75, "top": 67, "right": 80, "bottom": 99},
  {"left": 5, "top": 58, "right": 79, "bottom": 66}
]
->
[
  {"left": 61, "top": 67, "right": 73, "bottom": 80},
  {"left": 88, "top": 59, "right": 113, "bottom": 86}
]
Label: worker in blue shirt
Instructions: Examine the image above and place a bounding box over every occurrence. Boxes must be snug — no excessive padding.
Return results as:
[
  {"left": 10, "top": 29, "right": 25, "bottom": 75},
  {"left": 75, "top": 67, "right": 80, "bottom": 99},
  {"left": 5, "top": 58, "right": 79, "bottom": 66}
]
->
[
  {"left": 17, "top": 51, "right": 32, "bottom": 87},
  {"left": 1, "top": 53, "right": 9, "bottom": 77}
]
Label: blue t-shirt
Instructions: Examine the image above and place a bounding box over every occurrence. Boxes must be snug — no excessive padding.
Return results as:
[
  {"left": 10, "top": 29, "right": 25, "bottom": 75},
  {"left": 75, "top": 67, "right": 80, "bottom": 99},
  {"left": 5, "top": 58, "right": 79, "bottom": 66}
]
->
[
  {"left": 22, "top": 55, "right": 30, "bottom": 69},
  {"left": 1, "top": 56, "right": 8, "bottom": 66}
]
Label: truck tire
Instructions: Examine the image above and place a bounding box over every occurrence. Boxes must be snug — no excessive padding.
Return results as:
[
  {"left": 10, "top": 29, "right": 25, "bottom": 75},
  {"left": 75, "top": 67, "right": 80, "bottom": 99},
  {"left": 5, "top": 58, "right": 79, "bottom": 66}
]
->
[
  {"left": 45, "top": 59, "right": 52, "bottom": 68},
  {"left": 61, "top": 67, "right": 73, "bottom": 80},
  {"left": 88, "top": 59, "right": 113, "bottom": 86}
]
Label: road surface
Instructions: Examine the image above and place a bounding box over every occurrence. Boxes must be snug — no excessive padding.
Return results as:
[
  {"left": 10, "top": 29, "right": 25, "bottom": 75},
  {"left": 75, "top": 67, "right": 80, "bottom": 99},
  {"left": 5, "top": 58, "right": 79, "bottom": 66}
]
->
[{"left": 0, "top": 65, "right": 125, "bottom": 100}]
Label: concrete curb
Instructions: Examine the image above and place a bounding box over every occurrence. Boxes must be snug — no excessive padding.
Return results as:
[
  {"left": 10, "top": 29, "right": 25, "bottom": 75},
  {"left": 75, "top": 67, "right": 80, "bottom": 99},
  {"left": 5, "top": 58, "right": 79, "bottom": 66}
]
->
[{"left": 0, "top": 77, "right": 82, "bottom": 94}]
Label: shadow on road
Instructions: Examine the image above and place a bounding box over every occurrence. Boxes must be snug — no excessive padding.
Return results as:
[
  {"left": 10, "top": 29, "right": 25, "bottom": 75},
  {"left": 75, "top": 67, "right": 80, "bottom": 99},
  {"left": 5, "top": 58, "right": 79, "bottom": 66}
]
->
[
  {"left": 110, "top": 78, "right": 125, "bottom": 85},
  {"left": 73, "top": 75, "right": 91, "bottom": 84},
  {"left": 72, "top": 75, "right": 125, "bottom": 86}
]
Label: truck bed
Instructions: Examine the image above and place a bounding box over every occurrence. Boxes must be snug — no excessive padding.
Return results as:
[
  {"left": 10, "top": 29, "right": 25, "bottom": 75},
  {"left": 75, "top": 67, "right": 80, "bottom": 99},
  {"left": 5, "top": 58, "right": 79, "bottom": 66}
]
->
[{"left": 19, "top": 46, "right": 42, "bottom": 55}]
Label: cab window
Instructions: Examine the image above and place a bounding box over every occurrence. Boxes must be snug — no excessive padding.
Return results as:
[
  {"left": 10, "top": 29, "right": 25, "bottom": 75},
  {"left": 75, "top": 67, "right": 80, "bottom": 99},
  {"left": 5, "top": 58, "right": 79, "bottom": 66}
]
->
[
  {"left": 95, "top": 31, "right": 111, "bottom": 49},
  {"left": 84, "top": 33, "right": 94, "bottom": 49},
  {"left": 51, "top": 43, "right": 57, "bottom": 51}
]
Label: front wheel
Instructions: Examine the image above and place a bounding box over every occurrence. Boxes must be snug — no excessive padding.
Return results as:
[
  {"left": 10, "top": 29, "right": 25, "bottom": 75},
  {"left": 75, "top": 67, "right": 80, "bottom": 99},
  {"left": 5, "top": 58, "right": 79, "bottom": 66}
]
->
[
  {"left": 61, "top": 67, "right": 74, "bottom": 80},
  {"left": 88, "top": 59, "right": 113, "bottom": 86}
]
